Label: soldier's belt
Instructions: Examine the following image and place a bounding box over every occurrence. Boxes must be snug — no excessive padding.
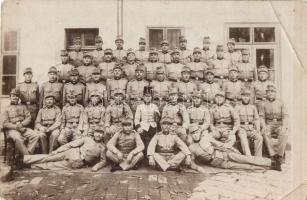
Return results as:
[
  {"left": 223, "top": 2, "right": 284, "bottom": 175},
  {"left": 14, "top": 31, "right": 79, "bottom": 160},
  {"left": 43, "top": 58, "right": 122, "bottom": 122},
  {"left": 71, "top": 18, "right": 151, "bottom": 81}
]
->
[
  {"left": 215, "top": 75, "right": 228, "bottom": 79},
  {"left": 240, "top": 121, "right": 253, "bottom": 125},
  {"left": 240, "top": 78, "right": 253, "bottom": 82},
  {"left": 214, "top": 122, "right": 232, "bottom": 125},
  {"left": 256, "top": 97, "right": 266, "bottom": 101}
]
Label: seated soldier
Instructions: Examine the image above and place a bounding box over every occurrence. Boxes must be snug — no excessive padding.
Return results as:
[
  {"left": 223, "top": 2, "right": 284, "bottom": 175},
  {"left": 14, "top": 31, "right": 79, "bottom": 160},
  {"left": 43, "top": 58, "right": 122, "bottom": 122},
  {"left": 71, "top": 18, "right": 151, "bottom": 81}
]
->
[
  {"left": 35, "top": 94, "right": 61, "bottom": 154},
  {"left": 147, "top": 117, "right": 192, "bottom": 172},
  {"left": 106, "top": 119, "right": 144, "bottom": 172},
  {"left": 187, "top": 124, "right": 281, "bottom": 172},
  {"left": 3, "top": 88, "right": 40, "bottom": 155},
  {"left": 23, "top": 130, "right": 107, "bottom": 171}
]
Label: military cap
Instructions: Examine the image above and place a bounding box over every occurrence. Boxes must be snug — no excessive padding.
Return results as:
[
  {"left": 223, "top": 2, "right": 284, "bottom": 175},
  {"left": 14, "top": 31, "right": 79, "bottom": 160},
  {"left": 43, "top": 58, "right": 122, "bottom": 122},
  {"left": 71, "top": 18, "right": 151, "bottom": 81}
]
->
[
  {"left": 135, "top": 63, "right": 145, "bottom": 72},
  {"left": 121, "top": 118, "right": 133, "bottom": 126},
  {"left": 205, "top": 69, "right": 215, "bottom": 75},
  {"left": 216, "top": 45, "right": 224, "bottom": 52},
  {"left": 203, "top": 36, "right": 210, "bottom": 44},
  {"left": 160, "top": 117, "right": 172, "bottom": 124},
  {"left": 266, "top": 84, "right": 276, "bottom": 92},
  {"left": 69, "top": 68, "right": 79, "bottom": 76},
  {"left": 193, "top": 47, "right": 202, "bottom": 54},
  {"left": 10, "top": 88, "right": 19, "bottom": 96},
  {"left": 113, "top": 63, "right": 123, "bottom": 70},
  {"left": 127, "top": 48, "right": 135, "bottom": 56},
  {"left": 143, "top": 86, "right": 153, "bottom": 96},
  {"left": 48, "top": 66, "right": 58, "bottom": 74},
  {"left": 160, "top": 40, "right": 169, "bottom": 45},
  {"left": 156, "top": 66, "right": 165, "bottom": 74},
  {"left": 23, "top": 67, "right": 33, "bottom": 74},
  {"left": 139, "top": 37, "right": 146, "bottom": 44},
  {"left": 215, "top": 90, "right": 225, "bottom": 97},
  {"left": 66, "top": 91, "right": 77, "bottom": 98},
  {"left": 181, "top": 66, "right": 191, "bottom": 73},
  {"left": 89, "top": 89, "right": 100, "bottom": 97},
  {"left": 242, "top": 49, "right": 250, "bottom": 55},
  {"left": 83, "top": 51, "right": 92, "bottom": 58},
  {"left": 227, "top": 38, "right": 236, "bottom": 45},
  {"left": 60, "top": 49, "right": 68, "bottom": 56},
  {"left": 115, "top": 35, "right": 124, "bottom": 42},
  {"left": 95, "top": 36, "right": 103, "bottom": 43},
  {"left": 192, "top": 90, "right": 203, "bottom": 97},
  {"left": 44, "top": 93, "right": 55, "bottom": 99},
  {"left": 73, "top": 37, "right": 82, "bottom": 44},
  {"left": 258, "top": 65, "right": 269, "bottom": 73},
  {"left": 189, "top": 124, "right": 199, "bottom": 134},
  {"left": 179, "top": 36, "right": 187, "bottom": 42},
  {"left": 92, "top": 68, "right": 101, "bottom": 74},
  {"left": 104, "top": 48, "right": 113, "bottom": 55},
  {"left": 149, "top": 47, "right": 158, "bottom": 55},
  {"left": 241, "top": 88, "right": 252, "bottom": 95},
  {"left": 113, "top": 88, "right": 125, "bottom": 96},
  {"left": 229, "top": 66, "right": 239, "bottom": 72},
  {"left": 171, "top": 48, "right": 180, "bottom": 55},
  {"left": 169, "top": 87, "right": 178, "bottom": 95}
]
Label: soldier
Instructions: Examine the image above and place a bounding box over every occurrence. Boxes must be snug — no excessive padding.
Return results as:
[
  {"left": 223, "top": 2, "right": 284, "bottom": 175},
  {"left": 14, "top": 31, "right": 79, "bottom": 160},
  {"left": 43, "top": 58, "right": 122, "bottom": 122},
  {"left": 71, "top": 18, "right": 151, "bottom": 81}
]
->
[
  {"left": 198, "top": 69, "right": 221, "bottom": 108},
  {"left": 35, "top": 94, "right": 61, "bottom": 153},
  {"left": 176, "top": 66, "right": 197, "bottom": 108},
  {"left": 58, "top": 91, "right": 84, "bottom": 146},
  {"left": 77, "top": 52, "right": 97, "bottom": 84},
  {"left": 113, "top": 35, "right": 127, "bottom": 63},
  {"left": 16, "top": 67, "right": 39, "bottom": 127},
  {"left": 161, "top": 87, "right": 189, "bottom": 142},
  {"left": 237, "top": 49, "right": 257, "bottom": 87},
  {"left": 62, "top": 69, "right": 85, "bottom": 106},
  {"left": 104, "top": 88, "right": 133, "bottom": 141},
  {"left": 56, "top": 50, "right": 74, "bottom": 84},
  {"left": 126, "top": 64, "right": 149, "bottom": 113},
  {"left": 151, "top": 67, "right": 172, "bottom": 112},
  {"left": 3, "top": 89, "right": 40, "bottom": 155},
  {"left": 83, "top": 90, "right": 105, "bottom": 139},
  {"left": 147, "top": 117, "right": 191, "bottom": 172},
  {"left": 158, "top": 40, "right": 172, "bottom": 65},
  {"left": 187, "top": 124, "right": 282, "bottom": 172},
  {"left": 166, "top": 48, "right": 185, "bottom": 82},
  {"left": 201, "top": 36, "right": 216, "bottom": 64},
  {"left": 98, "top": 48, "right": 115, "bottom": 84},
  {"left": 145, "top": 48, "right": 163, "bottom": 81},
  {"left": 106, "top": 64, "right": 128, "bottom": 102},
  {"left": 84, "top": 68, "right": 107, "bottom": 106},
  {"left": 210, "top": 45, "right": 231, "bottom": 87},
  {"left": 224, "top": 38, "right": 242, "bottom": 65},
  {"left": 91, "top": 36, "right": 104, "bottom": 66},
  {"left": 68, "top": 37, "right": 84, "bottom": 67},
  {"left": 135, "top": 37, "right": 149, "bottom": 63},
  {"left": 235, "top": 88, "right": 263, "bottom": 157},
  {"left": 210, "top": 90, "right": 240, "bottom": 147},
  {"left": 178, "top": 36, "right": 192, "bottom": 65},
  {"left": 107, "top": 119, "right": 144, "bottom": 171},
  {"left": 23, "top": 130, "right": 107, "bottom": 171},
  {"left": 259, "top": 85, "right": 288, "bottom": 163},
  {"left": 135, "top": 86, "right": 160, "bottom": 152},
  {"left": 187, "top": 47, "right": 208, "bottom": 82},
  {"left": 39, "top": 66, "right": 63, "bottom": 108},
  {"left": 222, "top": 66, "right": 244, "bottom": 107},
  {"left": 123, "top": 49, "right": 138, "bottom": 81}
]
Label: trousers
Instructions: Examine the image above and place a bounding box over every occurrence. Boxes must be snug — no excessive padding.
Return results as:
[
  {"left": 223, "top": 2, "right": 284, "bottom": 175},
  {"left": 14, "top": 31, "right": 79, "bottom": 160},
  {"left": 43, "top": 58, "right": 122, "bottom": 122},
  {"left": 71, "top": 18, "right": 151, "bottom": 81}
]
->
[
  {"left": 106, "top": 150, "right": 143, "bottom": 170},
  {"left": 152, "top": 152, "right": 186, "bottom": 171},
  {"left": 7, "top": 129, "right": 39, "bottom": 155}
]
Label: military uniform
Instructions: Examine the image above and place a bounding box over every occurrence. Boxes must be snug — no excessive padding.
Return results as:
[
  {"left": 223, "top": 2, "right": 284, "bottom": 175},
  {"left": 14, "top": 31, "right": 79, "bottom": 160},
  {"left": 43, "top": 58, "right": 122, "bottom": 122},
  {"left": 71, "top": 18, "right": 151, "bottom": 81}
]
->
[
  {"left": 224, "top": 38, "right": 242, "bottom": 65},
  {"left": 178, "top": 36, "right": 192, "bottom": 65},
  {"left": 113, "top": 36, "right": 127, "bottom": 63},
  {"left": 145, "top": 48, "right": 163, "bottom": 81},
  {"left": 158, "top": 40, "right": 172, "bottom": 64},
  {"left": 35, "top": 94, "right": 62, "bottom": 153},
  {"left": 166, "top": 49, "right": 184, "bottom": 82},
  {"left": 91, "top": 36, "right": 104, "bottom": 66},
  {"left": 56, "top": 50, "right": 75, "bottom": 84},
  {"left": 3, "top": 89, "right": 40, "bottom": 155},
  {"left": 98, "top": 48, "right": 115, "bottom": 83},
  {"left": 187, "top": 47, "right": 208, "bottom": 82},
  {"left": 201, "top": 36, "right": 216, "bottom": 63},
  {"left": 210, "top": 45, "right": 231, "bottom": 86},
  {"left": 63, "top": 78, "right": 85, "bottom": 106},
  {"left": 106, "top": 65, "right": 128, "bottom": 101},
  {"left": 177, "top": 80, "right": 197, "bottom": 108},
  {"left": 135, "top": 37, "right": 149, "bottom": 63},
  {"left": 77, "top": 52, "right": 97, "bottom": 84},
  {"left": 68, "top": 37, "right": 84, "bottom": 67}
]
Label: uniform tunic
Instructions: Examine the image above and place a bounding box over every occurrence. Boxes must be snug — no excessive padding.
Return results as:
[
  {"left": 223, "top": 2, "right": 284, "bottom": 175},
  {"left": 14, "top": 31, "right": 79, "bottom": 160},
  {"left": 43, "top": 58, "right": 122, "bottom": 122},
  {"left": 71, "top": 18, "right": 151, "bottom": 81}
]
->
[
  {"left": 201, "top": 49, "right": 216, "bottom": 63},
  {"left": 62, "top": 82, "right": 85, "bottom": 106},
  {"left": 187, "top": 61, "right": 208, "bottom": 81},
  {"left": 55, "top": 63, "right": 74, "bottom": 83},
  {"left": 83, "top": 104, "right": 105, "bottom": 137},
  {"left": 158, "top": 51, "right": 172, "bottom": 64},
  {"left": 165, "top": 63, "right": 184, "bottom": 82},
  {"left": 187, "top": 105, "right": 211, "bottom": 132},
  {"left": 145, "top": 62, "right": 163, "bottom": 81},
  {"left": 123, "top": 62, "right": 137, "bottom": 81},
  {"left": 91, "top": 49, "right": 104, "bottom": 66},
  {"left": 106, "top": 78, "right": 128, "bottom": 100},
  {"left": 77, "top": 65, "right": 97, "bottom": 84},
  {"left": 84, "top": 82, "right": 107, "bottom": 106},
  {"left": 222, "top": 80, "right": 244, "bottom": 106},
  {"left": 224, "top": 51, "right": 242, "bottom": 65},
  {"left": 198, "top": 81, "right": 221, "bottom": 106},
  {"left": 98, "top": 61, "right": 115, "bottom": 81},
  {"left": 135, "top": 50, "right": 149, "bottom": 63},
  {"left": 126, "top": 79, "right": 149, "bottom": 112},
  {"left": 179, "top": 49, "right": 192, "bottom": 65},
  {"left": 68, "top": 51, "right": 84, "bottom": 67},
  {"left": 39, "top": 81, "right": 63, "bottom": 108}
]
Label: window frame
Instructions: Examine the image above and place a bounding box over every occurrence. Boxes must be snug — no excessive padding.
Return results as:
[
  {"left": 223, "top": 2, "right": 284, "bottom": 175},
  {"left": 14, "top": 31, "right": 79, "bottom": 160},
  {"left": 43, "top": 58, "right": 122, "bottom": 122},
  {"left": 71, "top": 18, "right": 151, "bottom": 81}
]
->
[{"left": 65, "top": 28, "right": 99, "bottom": 51}]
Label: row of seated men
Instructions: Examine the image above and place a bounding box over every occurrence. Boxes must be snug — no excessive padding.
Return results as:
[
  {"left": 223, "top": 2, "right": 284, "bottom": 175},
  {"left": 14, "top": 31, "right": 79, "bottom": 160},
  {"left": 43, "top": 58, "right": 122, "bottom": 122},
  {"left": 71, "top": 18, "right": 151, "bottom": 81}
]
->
[{"left": 3, "top": 81, "right": 287, "bottom": 172}]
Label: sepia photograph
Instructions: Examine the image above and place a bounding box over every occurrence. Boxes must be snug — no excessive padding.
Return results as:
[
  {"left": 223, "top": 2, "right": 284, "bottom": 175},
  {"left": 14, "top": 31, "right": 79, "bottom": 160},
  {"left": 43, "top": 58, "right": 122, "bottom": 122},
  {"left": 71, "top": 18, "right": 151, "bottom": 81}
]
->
[{"left": 0, "top": 0, "right": 306, "bottom": 199}]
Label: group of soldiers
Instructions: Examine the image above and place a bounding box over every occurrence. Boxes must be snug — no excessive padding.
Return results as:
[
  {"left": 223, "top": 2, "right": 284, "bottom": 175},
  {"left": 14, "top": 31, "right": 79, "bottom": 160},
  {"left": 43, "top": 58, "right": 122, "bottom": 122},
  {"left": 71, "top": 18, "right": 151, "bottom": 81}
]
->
[{"left": 3, "top": 35, "right": 288, "bottom": 172}]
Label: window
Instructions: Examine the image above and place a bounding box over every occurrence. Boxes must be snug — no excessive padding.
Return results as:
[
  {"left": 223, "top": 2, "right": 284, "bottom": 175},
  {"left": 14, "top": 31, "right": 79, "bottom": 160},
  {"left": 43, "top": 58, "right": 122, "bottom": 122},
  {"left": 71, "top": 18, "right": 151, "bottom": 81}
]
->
[
  {"left": 65, "top": 28, "right": 99, "bottom": 50},
  {"left": 147, "top": 27, "right": 184, "bottom": 50},
  {"left": 1, "top": 31, "right": 19, "bottom": 95}
]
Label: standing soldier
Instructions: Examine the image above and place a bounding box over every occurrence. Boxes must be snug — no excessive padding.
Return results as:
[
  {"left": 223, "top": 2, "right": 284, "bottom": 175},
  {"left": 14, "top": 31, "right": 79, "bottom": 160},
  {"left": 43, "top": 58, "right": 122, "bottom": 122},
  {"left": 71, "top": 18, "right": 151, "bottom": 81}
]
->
[
  {"left": 210, "top": 90, "right": 240, "bottom": 147},
  {"left": 158, "top": 40, "right": 172, "bottom": 65},
  {"left": 106, "top": 64, "right": 128, "bottom": 102},
  {"left": 68, "top": 37, "right": 84, "bottom": 67},
  {"left": 224, "top": 38, "right": 242, "bottom": 65},
  {"left": 84, "top": 68, "right": 107, "bottom": 106},
  {"left": 56, "top": 50, "right": 74, "bottom": 84},
  {"left": 210, "top": 45, "right": 231, "bottom": 87},
  {"left": 16, "top": 67, "right": 39, "bottom": 127},
  {"left": 145, "top": 48, "right": 163, "bottom": 81},
  {"left": 166, "top": 48, "right": 184, "bottom": 82},
  {"left": 147, "top": 117, "right": 192, "bottom": 172},
  {"left": 187, "top": 47, "right": 208, "bottom": 82},
  {"left": 176, "top": 66, "right": 197, "bottom": 108},
  {"left": 77, "top": 52, "right": 97, "bottom": 84},
  {"left": 91, "top": 36, "right": 104, "bottom": 67},
  {"left": 98, "top": 48, "right": 115, "bottom": 84},
  {"left": 113, "top": 35, "right": 127, "bottom": 63},
  {"left": 201, "top": 36, "right": 216, "bottom": 64},
  {"left": 39, "top": 66, "right": 63, "bottom": 108},
  {"left": 35, "top": 94, "right": 62, "bottom": 153},
  {"left": 198, "top": 69, "right": 221, "bottom": 108},
  {"left": 178, "top": 36, "right": 192, "bottom": 65},
  {"left": 151, "top": 67, "right": 172, "bottom": 112},
  {"left": 3, "top": 89, "right": 40, "bottom": 155},
  {"left": 58, "top": 91, "right": 84, "bottom": 146},
  {"left": 237, "top": 49, "right": 257, "bottom": 87},
  {"left": 104, "top": 89, "right": 133, "bottom": 142},
  {"left": 235, "top": 88, "right": 263, "bottom": 157},
  {"left": 107, "top": 119, "right": 144, "bottom": 172},
  {"left": 126, "top": 64, "right": 149, "bottom": 113},
  {"left": 135, "top": 86, "right": 160, "bottom": 152},
  {"left": 161, "top": 87, "right": 189, "bottom": 142},
  {"left": 63, "top": 69, "right": 86, "bottom": 106},
  {"left": 83, "top": 90, "right": 105, "bottom": 139},
  {"left": 135, "top": 37, "right": 149, "bottom": 63},
  {"left": 259, "top": 85, "right": 288, "bottom": 163},
  {"left": 123, "top": 49, "right": 138, "bottom": 81}
]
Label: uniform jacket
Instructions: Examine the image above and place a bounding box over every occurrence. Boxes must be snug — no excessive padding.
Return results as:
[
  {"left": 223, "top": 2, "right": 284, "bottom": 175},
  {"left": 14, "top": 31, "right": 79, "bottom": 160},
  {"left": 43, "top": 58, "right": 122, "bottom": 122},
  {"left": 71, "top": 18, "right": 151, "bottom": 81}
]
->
[
  {"left": 126, "top": 79, "right": 149, "bottom": 100},
  {"left": 210, "top": 103, "right": 240, "bottom": 131},
  {"left": 77, "top": 65, "right": 97, "bottom": 83},
  {"left": 134, "top": 103, "right": 160, "bottom": 131},
  {"left": 35, "top": 105, "right": 61, "bottom": 131},
  {"left": 165, "top": 62, "right": 184, "bottom": 81},
  {"left": 55, "top": 63, "right": 74, "bottom": 83},
  {"left": 16, "top": 82, "right": 39, "bottom": 105},
  {"left": 104, "top": 102, "right": 133, "bottom": 127},
  {"left": 91, "top": 49, "right": 104, "bottom": 66},
  {"left": 198, "top": 81, "right": 221, "bottom": 103},
  {"left": 98, "top": 61, "right": 115, "bottom": 81},
  {"left": 3, "top": 104, "right": 32, "bottom": 130},
  {"left": 68, "top": 51, "right": 84, "bottom": 67},
  {"left": 162, "top": 103, "right": 190, "bottom": 129},
  {"left": 61, "top": 103, "right": 84, "bottom": 130},
  {"left": 187, "top": 105, "right": 211, "bottom": 130},
  {"left": 63, "top": 82, "right": 85, "bottom": 105},
  {"left": 39, "top": 81, "right": 63, "bottom": 108}
]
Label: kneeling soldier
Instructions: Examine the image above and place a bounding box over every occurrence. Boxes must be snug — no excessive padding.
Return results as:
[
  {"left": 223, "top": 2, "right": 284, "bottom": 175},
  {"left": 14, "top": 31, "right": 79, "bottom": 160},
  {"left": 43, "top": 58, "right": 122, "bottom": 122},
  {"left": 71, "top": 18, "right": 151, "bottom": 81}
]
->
[
  {"left": 147, "top": 117, "right": 192, "bottom": 172},
  {"left": 107, "top": 119, "right": 144, "bottom": 171}
]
